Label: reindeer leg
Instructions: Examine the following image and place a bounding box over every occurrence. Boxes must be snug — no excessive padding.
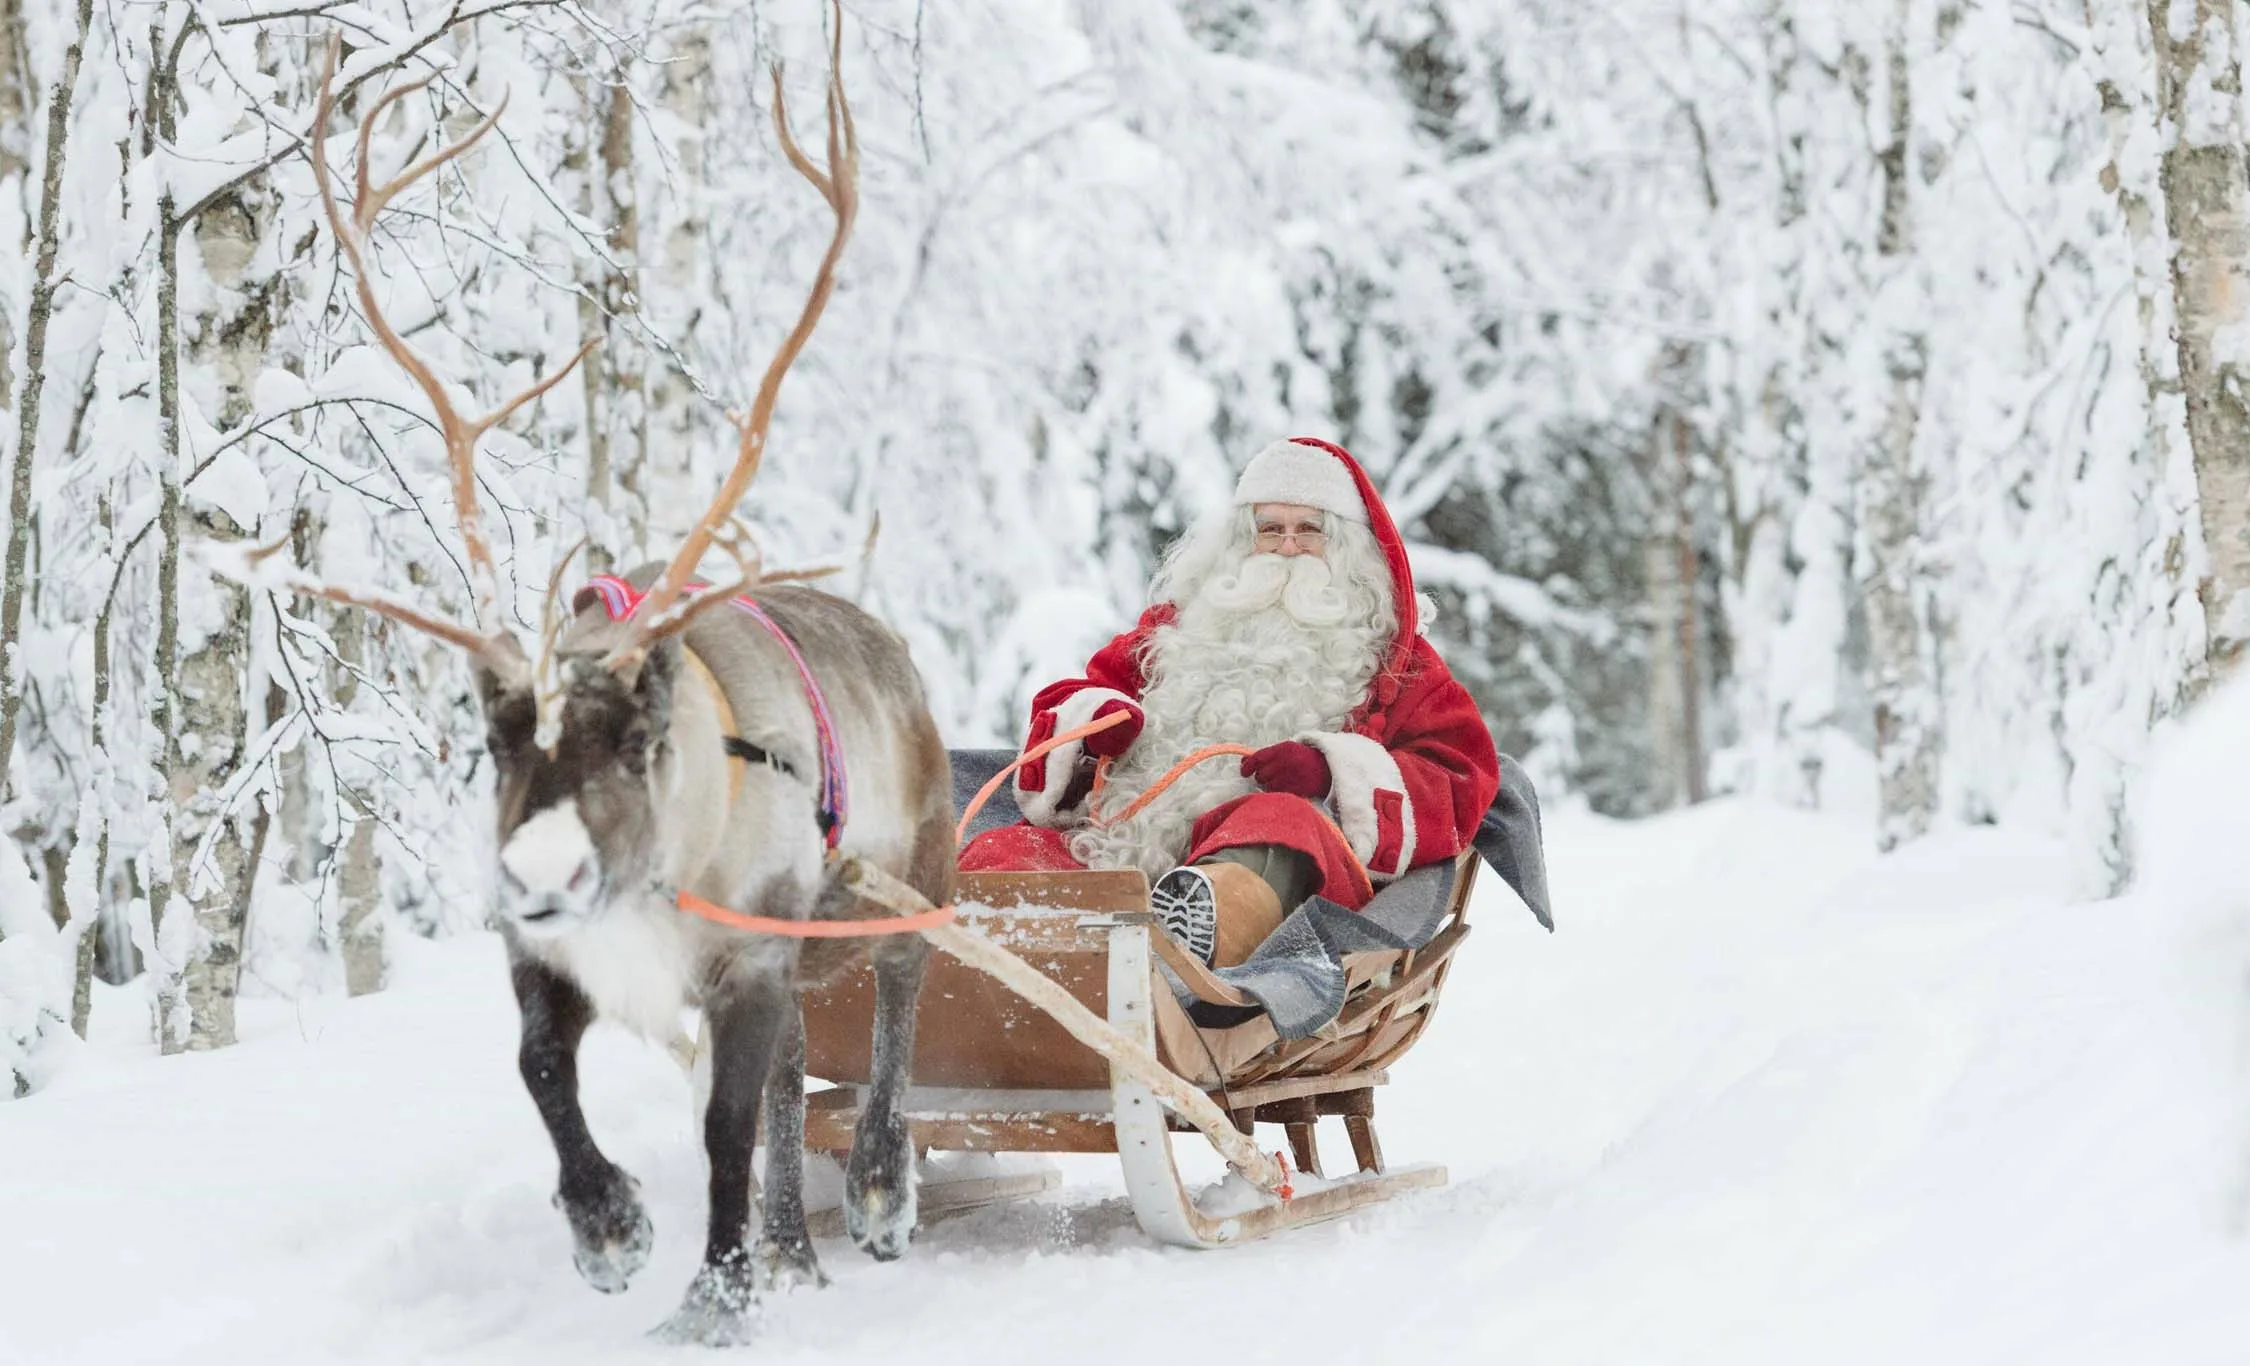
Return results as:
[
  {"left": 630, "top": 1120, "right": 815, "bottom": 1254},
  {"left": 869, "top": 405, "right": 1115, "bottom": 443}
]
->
[
  {"left": 755, "top": 1000, "right": 828, "bottom": 1291},
  {"left": 509, "top": 951, "right": 652, "bottom": 1294},
  {"left": 847, "top": 934, "right": 929, "bottom": 1261},
  {"left": 652, "top": 947, "right": 795, "bottom": 1347}
]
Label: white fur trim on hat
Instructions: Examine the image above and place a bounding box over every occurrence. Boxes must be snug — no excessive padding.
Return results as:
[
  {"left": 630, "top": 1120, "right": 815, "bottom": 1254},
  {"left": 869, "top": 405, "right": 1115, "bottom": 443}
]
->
[{"left": 1235, "top": 440, "right": 1369, "bottom": 524}]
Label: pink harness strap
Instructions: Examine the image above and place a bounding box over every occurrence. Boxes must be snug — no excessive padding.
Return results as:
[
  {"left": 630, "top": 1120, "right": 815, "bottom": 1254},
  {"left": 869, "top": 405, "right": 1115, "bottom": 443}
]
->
[{"left": 584, "top": 574, "right": 848, "bottom": 849}]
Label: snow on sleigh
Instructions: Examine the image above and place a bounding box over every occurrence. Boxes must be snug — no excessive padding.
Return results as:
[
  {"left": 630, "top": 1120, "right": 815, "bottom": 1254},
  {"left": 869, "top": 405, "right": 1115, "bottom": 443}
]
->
[{"left": 799, "top": 747, "right": 1551, "bottom": 1249}]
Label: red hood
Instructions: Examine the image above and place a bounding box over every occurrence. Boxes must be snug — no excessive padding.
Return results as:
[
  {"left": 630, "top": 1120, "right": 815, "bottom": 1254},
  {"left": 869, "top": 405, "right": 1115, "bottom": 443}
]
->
[{"left": 1274, "top": 437, "right": 1419, "bottom": 688}]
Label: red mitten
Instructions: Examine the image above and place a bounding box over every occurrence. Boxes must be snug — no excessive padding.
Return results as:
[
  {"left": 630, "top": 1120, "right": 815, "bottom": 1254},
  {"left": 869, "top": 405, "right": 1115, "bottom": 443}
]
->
[
  {"left": 1240, "top": 740, "right": 1331, "bottom": 799},
  {"left": 1082, "top": 699, "right": 1144, "bottom": 758}
]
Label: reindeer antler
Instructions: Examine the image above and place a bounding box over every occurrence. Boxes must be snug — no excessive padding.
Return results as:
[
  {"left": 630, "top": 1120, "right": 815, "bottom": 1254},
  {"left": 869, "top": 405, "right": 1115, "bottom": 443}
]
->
[
  {"left": 305, "top": 36, "right": 594, "bottom": 683},
  {"left": 603, "top": 0, "right": 858, "bottom": 675}
]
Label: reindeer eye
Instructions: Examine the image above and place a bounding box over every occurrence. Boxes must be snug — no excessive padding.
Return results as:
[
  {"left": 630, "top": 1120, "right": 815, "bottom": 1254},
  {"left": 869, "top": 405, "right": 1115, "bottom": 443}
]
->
[
  {"left": 568, "top": 860, "right": 594, "bottom": 893},
  {"left": 620, "top": 724, "right": 656, "bottom": 775}
]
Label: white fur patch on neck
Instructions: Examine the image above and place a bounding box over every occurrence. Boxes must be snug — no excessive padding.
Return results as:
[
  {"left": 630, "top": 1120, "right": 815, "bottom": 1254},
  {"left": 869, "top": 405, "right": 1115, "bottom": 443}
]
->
[
  {"left": 502, "top": 799, "right": 594, "bottom": 893},
  {"left": 549, "top": 900, "right": 692, "bottom": 1040}
]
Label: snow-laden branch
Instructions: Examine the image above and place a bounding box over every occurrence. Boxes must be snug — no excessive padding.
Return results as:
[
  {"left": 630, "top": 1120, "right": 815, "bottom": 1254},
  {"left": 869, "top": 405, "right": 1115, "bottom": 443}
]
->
[{"left": 1405, "top": 543, "right": 1617, "bottom": 644}]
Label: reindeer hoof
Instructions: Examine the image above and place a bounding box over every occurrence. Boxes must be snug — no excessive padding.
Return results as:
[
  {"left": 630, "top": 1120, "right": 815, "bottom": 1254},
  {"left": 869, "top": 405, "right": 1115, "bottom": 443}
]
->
[
  {"left": 649, "top": 1252, "right": 762, "bottom": 1347},
  {"left": 557, "top": 1169, "right": 653, "bottom": 1294},
  {"left": 844, "top": 1157, "right": 918, "bottom": 1261},
  {"left": 757, "top": 1236, "right": 830, "bottom": 1293}
]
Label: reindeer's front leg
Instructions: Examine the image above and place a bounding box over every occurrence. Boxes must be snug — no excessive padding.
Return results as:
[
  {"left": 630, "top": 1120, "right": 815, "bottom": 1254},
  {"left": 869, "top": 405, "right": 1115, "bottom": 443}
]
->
[
  {"left": 509, "top": 952, "right": 653, "bottom": 1293},
  {"left": 653, "top": 948, "right": 795, "bottom": 1347},
  {"left": 848, "top": 936, "right": 929, "bottom": 1260},
  {"left": 756, "top": 1001, "right": 828, "bottom": 1290}
]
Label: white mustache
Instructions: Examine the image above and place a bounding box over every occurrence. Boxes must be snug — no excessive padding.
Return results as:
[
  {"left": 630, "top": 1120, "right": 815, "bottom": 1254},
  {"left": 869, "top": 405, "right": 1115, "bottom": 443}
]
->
[{"left": 1195, "top": 552, "right": 1351, "bottom": 626}]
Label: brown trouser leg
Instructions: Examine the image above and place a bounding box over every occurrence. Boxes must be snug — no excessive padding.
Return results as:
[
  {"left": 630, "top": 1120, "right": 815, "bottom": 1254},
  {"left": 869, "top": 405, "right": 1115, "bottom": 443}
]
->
[{"left": 1197, "top": 844, "right": 1317, "bottom": 967}]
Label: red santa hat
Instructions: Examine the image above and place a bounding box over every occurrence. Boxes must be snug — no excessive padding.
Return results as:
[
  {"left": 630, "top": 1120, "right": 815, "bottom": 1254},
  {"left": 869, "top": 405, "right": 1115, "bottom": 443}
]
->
[
  {"left": 1235, "top": 438, "right": 1372, "bottom": 524},
  {"left": 1234, "top": 437, "right": 1421, "bottom": 690}
]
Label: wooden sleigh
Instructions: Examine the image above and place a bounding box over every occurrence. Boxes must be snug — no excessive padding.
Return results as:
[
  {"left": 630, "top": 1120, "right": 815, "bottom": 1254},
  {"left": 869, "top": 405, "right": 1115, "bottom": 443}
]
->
[{"left": 796, "top": 842, "right": 1484, "bottom": 1249}]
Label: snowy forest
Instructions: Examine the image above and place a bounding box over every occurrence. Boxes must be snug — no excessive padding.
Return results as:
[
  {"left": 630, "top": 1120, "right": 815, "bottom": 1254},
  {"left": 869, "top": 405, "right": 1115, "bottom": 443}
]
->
[
  {"left": 6, "top": 0, "right": 2237, "bottom": 1078},
  {"left": 8, "top": 0, "right": 2250, "bottom": 1356}
]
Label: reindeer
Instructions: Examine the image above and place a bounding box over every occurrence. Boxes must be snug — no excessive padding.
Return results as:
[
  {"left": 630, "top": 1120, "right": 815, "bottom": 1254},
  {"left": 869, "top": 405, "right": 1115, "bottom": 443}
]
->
[{"left": 265, "top": 24, "right": 949, "bottom": 1345}]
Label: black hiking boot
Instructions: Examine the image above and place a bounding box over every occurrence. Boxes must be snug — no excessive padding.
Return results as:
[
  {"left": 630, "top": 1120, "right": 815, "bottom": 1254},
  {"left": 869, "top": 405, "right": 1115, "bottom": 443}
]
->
[{"left": 1150, "top": 865, "right": 1218, "bottom": 964}]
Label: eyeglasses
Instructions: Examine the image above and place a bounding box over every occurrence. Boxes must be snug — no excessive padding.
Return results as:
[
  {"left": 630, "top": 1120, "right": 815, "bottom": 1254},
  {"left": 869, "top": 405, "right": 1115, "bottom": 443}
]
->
[{"left": 1253, "top": 523, "right": 1327, "bottom": 552}]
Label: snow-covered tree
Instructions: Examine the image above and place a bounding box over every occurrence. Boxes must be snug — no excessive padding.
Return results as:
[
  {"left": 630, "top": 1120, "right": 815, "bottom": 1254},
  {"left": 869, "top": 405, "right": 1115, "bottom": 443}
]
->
[{"left": 0, "top": 0, "right": 2236, "bottom": 1090}]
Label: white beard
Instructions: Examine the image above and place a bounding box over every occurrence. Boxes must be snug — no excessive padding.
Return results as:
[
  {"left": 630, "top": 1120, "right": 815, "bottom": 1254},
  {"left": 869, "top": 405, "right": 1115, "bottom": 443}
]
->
[{"left": 1069, "top": 550, "right": 1391, "bottom": 879}]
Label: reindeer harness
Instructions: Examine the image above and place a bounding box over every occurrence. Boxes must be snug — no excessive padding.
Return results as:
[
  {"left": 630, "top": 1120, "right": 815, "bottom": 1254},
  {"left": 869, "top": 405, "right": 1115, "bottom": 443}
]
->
[{"left": 583, "top": 574, "right": 848, "bottom": 849}]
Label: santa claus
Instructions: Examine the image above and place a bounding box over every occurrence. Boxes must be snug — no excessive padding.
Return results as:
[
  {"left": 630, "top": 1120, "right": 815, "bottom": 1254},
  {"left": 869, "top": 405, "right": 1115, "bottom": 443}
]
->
[{"left": 960, "top": 437, "right": 1501, "bottom": 966}]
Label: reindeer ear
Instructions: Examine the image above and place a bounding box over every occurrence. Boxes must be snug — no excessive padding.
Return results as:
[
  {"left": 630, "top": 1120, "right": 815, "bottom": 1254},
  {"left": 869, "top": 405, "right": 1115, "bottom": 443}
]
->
[
  {"left": 472, "top": 661, "right": 535, "bottom": 765},
  {"left": 471, "top": 656, "right": 516, "bottom": 714}
]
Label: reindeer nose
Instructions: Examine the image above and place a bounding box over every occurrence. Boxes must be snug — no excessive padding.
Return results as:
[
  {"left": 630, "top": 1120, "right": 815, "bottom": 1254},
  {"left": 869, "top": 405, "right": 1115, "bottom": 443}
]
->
[
  {"left": 500, "top": 800, "right": 598, "bottom": 900},
  {"left": 519, "top": 894, "right": 566, "bottom": 924}
]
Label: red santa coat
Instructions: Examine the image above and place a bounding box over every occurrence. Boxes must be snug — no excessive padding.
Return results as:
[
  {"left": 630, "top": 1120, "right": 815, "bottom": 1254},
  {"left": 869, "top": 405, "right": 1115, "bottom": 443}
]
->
[{"left": 960, "top": 439, "right": 1501, "bottom": 911}]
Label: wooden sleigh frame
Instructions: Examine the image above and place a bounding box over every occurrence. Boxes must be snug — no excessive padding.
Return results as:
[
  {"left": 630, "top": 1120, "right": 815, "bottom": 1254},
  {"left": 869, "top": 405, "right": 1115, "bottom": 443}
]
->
[{"left": 798, "top": 848, "right": 1478, "bottom": 1248}]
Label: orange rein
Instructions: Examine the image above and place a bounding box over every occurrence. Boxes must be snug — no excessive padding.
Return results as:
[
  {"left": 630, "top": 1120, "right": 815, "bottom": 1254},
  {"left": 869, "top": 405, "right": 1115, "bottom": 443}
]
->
[
  {"left": 1087, "top": 744, "right": 1255, "bottom": 824},
  {"left": 686, "top": 712, "right": 1371, "bottom": 938},
  {"left": 952, "top": 713, "right": 1374, "bottom": 897},
  {"left": 675, "top": 716, "right": 1133, "bottom": 939},
  {"left": 675, "top": 889, "right": 956, "bottom": 937},
  {"left": 955, "top": 710, "right": 1254, "bottom": 844},
  {"left": 954, "top": 708, "right": 1130, "bottom": 845}
]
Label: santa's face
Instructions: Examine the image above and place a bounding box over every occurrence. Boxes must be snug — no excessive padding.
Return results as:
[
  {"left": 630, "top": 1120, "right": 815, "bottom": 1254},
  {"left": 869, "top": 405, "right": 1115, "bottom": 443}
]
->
[
  {"left": 1191, "top": 519, "right": 1355, "bottom": 630},
  {"left": 1251, "top": 502, "right": 1328, "bottom": 558}
]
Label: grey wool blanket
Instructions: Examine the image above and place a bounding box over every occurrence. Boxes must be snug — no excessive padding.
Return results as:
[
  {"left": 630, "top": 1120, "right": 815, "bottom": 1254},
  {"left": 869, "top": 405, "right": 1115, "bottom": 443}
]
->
[{"left": 950, "top": 748, "right": 1551, "bottom": 1039}]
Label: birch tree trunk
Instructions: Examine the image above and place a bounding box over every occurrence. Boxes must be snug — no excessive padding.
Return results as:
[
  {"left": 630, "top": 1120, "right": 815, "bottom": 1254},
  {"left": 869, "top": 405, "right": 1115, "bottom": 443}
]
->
[
  {"left": 0, "top": 0, "right": 29, "bottom": 207},
  {"left": 147, "top": 20, "right": 203, "bottom": 1053},
  {"left": 165, "top": 174, "right": 282, "bottom": 1052},
  {"left": 40, "top": 841, "right": 93, "bottom": 1035},
  {"left": 332, "top": 609, "right": 382, "bottom": 996},
  {"left": 0, "top": 0, "right": 24, "bottom": 453},
  {"left": 337, "top": 817, "right": 381, "bottom": 996},
  {"left": 1861, "top": 0, "right": 1939, "bottom": 851},
  {"left": 2078, "top": 1, "right": 2197, "bottom": 890},
  {"left": 0, "top": 0, "right": 94, "bottom": 810},
  {"left": 0, "top": 0, "right": 28, "bottom": 387},
  {"left": 1645, "top": 432, "right": 1689, "bottom": 810},
  {"left": 1647, "top": 405, "right": 1705, "bottom": 808},
  {"left": 599, "top": 80, "right": 646, "bottom": 551},
  {"left": 271, "top": 510, "right": 322, "bottom": 914},
  {"left": 2090, "top": 6, "right": 2186, "bottom": 436},
  {"left": 151, "top": 200, "right": 186, "bottom": 1048},
  {"left": 1737, "top": 1, "right": 1851, "bottom": 810},
  {"left": 78, "top": 510, "right": 123, "bottom": 1038},
  {"left": 2145, "top": 0, "right": 2250, "bottom": 677},
  {"left": 647, "top": 27, "right": 711, "bottom": 515},
  {"left": 579, "top": 73, "right": 647, "bottom": 563}
]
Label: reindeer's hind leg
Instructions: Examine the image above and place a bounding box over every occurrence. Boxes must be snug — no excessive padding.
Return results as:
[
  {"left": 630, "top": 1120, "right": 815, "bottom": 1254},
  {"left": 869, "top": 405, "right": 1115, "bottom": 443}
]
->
[
  {"left": 653, "top": 946, "right": 796, "bottom": 1347},
  {"left": 847, "top": 935, "right": 927, "bottom": 1261},
  {"left": 846, "top": 818, "right": 951, "bottom": 1260},
  {"left": 755, "top": 1000, "right": 828, "bottom": 1290},
  {"left": 509, "top": 951, "right": 653, "bottom": 1294}
]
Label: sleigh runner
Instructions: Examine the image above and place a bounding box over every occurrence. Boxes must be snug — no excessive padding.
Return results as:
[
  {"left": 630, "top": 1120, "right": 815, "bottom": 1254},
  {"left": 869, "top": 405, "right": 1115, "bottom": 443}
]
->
[{"left": 792, "top": 751, "right": 1547, "bottom": 1249}]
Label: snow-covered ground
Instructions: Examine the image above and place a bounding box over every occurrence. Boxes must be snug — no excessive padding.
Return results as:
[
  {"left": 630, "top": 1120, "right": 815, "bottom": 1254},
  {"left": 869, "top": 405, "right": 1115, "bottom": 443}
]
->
[{"left": 7, "top": 783, "right": 2250, "bottom": 1364}]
